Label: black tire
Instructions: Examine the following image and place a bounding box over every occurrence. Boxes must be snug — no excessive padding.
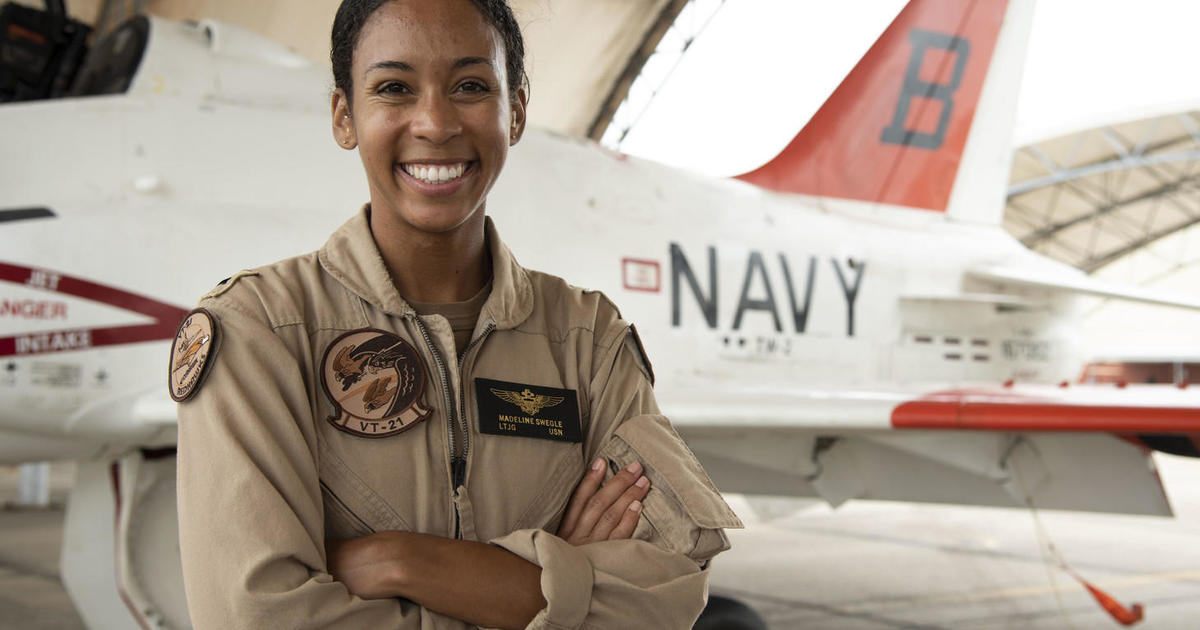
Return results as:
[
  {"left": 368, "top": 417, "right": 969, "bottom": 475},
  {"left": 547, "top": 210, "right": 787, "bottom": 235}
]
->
[{"left": 692, "top": 595, "right": 768, "bottom": 630}]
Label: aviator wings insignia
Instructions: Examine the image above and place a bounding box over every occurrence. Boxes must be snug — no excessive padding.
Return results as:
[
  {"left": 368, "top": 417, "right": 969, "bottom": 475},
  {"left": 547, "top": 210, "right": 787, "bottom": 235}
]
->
[{"left": 491, "top": 387, "right": 565, "bottom": 416}]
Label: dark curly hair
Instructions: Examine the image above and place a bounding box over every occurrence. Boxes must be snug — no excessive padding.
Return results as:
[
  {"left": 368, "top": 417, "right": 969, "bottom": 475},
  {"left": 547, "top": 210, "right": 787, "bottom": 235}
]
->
[{"left": 331, "top": 0, "right": 526, "bottom": 103}]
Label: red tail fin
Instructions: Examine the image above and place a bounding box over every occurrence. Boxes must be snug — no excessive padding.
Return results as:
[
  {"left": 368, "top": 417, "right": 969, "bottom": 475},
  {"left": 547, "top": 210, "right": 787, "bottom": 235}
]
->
[{"left": 737, "top": 0, "right": 1013, "bottom": 214}]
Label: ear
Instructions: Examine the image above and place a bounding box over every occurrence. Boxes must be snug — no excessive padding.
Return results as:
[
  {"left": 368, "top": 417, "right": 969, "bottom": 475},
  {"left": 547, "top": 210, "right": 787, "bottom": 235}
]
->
[
  {"left": 508, "top": 84, "right": 528, "bottom": 146},
  {"left": 331, "top": 88, "right": 357, "bottom": 150}
]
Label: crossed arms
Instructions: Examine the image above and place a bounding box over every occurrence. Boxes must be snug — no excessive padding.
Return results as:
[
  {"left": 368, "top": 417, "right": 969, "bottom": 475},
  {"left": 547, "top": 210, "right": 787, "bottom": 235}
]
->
[{"left": 325, "top": 459, "right": 651, "bottom": 629}]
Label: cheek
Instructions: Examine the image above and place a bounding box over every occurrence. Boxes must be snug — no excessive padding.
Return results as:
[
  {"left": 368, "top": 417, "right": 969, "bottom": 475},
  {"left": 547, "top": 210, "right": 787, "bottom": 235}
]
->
[
  {"left": 356, "top": 117, "right": 400, "bottom": 158},
  {"left": 474, "top": 111, "right": 512, "bottom": 151}
]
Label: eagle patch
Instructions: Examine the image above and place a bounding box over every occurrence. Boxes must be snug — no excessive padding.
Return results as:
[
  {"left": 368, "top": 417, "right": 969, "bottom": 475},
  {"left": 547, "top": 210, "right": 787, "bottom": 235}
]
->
[
  {"left": 168, "top": 309, "right": 218, "bottom": 402},
  {"left": 320, "top": 329, "right": 431, "bottom": 438},
  {"left": 475, "top": 377, "right": 581, "bottom": 443}
]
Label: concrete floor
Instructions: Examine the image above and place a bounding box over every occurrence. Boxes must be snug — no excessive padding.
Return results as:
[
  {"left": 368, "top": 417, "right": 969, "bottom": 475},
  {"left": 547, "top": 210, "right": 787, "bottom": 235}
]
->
[
  {"left": 3, "top": 456, "right": 1200, "bottom": 629},
  {"left": 0, "top": 464, "right": 84, "bottom": 630},
  {"left": 713, "top": 453, "right": 1200, "bottom": 629}
]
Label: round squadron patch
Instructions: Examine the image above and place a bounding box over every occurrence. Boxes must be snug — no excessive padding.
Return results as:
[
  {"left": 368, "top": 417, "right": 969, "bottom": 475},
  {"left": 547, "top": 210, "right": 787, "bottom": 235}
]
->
[
  {"left": 168, "top": 309, "right": 218, "bottom": 402},
  {"left": 321, "top": 329, "right": 432, "bottom": 438}
]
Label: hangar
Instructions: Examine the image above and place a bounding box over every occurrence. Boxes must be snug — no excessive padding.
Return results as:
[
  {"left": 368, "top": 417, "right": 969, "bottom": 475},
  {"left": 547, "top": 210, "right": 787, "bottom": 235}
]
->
[
  {"left": 4, "top": 1, "right": 1200, "bottom": 628},
  {"left": 1007, "top": 108, "right": 1200, "bottom": 361}
]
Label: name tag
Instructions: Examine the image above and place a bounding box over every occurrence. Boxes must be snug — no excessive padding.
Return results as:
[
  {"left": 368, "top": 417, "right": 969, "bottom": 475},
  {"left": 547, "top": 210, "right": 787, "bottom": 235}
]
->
[{"left": 475, "top": 378, "right": 581, "bottom": 443}]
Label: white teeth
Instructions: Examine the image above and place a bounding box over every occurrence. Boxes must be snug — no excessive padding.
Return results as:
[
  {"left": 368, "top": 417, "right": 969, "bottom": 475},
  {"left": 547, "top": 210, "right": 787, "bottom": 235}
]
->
[{"left": 403, "top": 162, "right": 468, "bottom": 185}]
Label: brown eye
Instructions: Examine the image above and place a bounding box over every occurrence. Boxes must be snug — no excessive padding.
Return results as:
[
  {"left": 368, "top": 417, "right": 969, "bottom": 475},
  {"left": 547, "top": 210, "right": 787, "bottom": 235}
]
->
[
  {"left": 378, "top": 81, "right": 412, "bottom": 95},
  {"left": 456, "top": 80, "right": 490, "bottom": 94}
]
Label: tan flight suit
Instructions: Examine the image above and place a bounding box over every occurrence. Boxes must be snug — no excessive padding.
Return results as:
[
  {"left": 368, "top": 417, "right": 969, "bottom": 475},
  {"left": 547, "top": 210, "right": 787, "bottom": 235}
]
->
[{"left": 175, "top": 207, "right": 742, "bottom": 629}]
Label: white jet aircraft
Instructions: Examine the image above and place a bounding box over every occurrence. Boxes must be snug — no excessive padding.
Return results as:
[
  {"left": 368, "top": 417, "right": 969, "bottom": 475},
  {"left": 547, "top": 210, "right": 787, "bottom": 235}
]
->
[{"left": 1, "top": 0, "right": 1198, "bottom": 627}]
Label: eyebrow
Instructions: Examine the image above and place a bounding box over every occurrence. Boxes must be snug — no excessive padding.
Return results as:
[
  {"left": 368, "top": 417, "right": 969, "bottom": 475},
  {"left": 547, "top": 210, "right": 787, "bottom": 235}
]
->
[
  {"left": 365, "top": 60, "right": 414, "bottom": 74},
  {"left": 452, "top": 57, "right": 491, "bottom": 70},
  {"left": 364, "top": 57, "right": 493, "bottom": 75}
]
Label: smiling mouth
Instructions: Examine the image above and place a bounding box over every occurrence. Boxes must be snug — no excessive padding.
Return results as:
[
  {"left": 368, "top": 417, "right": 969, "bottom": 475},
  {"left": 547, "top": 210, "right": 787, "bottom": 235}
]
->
[{"left": 399, "top": 162, "right": 472, "bottom": 185}]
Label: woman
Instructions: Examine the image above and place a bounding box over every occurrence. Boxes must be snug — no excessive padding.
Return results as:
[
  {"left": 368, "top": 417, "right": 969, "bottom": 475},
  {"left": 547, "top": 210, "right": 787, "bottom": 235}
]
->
[{"left": 172, "top": 1, "right": 740, "bottom": 628}]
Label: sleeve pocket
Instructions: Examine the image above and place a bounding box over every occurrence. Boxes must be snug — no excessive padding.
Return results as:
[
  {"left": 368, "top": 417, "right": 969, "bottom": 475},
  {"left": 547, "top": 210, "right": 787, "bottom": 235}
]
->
[{"left": 596, "top": 414, "right": 743, "bottom": 565}]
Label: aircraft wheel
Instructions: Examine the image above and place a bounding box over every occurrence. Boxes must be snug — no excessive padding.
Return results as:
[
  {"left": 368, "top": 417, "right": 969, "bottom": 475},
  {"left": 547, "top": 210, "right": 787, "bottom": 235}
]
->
[{"left": 693, "top": 595, "right": 767, "bottom": 630}]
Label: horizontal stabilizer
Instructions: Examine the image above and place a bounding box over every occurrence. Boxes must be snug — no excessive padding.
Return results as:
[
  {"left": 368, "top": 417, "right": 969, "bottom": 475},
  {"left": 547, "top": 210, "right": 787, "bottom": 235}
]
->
[
  {"left": 968, "top": 266, "right": 1200, "bottom": 311},
  {"left": 901, "top": 292, "right": 1040, "bottom": 308},
  {"left": 667, "top": 382, "right": 1197, "bottom": 515},
  {"left": 891, "top": 385, "right": 1200, "bottom": 434},
  {"left": 665, "top": 382, "right": 1200, "bottom": 434}
]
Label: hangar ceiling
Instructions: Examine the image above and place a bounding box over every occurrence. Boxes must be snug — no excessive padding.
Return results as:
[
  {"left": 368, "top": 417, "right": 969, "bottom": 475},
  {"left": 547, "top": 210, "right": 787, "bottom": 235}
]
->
[{"left": 1006, "top": 110, "right": 1200, "bottom": 275}]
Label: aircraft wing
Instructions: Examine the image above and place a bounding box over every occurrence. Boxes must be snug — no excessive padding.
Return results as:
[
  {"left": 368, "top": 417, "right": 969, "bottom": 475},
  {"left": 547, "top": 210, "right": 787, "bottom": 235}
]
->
[
  {"left": 0, "top": 388, "right": 177, "bottom": 465},
  {"left": 668, "top": 383, "right": 1200, "bottom": 517},
  {"left": 968, "top": 266, "right": 1200, "bottom": 311}
]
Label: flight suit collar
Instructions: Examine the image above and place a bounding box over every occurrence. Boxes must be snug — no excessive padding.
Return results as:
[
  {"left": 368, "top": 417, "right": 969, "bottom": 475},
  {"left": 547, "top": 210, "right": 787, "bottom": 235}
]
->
[{"left": 318, "top": 205, "right": 533, "bottom": 330}]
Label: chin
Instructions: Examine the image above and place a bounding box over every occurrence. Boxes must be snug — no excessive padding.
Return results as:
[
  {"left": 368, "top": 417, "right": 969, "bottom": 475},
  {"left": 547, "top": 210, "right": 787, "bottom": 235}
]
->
[{"left": 400, "top": 206, "right": 481, "bottom": 235}]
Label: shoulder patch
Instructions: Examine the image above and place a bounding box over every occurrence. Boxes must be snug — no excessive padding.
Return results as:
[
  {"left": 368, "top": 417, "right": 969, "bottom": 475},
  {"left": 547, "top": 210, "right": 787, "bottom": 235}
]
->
[
  {"left": 626, "top": 324, "right": 655, "bottom": 386},
  {"left": 168, "top": 309, "right": 219, "bottom": 402},
  {"left": 203, "top": 269, "right": 260, "bottom": 300},
  {"left": 321, "top": 328, "right": 432, "bottom": 438}
]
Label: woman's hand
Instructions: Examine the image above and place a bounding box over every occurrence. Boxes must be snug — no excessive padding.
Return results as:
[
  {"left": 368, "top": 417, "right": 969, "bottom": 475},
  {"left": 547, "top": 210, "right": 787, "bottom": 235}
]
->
[{"left": 557, "top": 458, "right": 650, "bottom": 545}]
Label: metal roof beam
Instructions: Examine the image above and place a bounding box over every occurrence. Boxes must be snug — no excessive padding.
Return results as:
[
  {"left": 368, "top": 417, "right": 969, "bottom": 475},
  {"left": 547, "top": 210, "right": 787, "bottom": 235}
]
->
[
  {"left": 1008, "top": 148, "right": 1200, "bottom": 197},
  {"left": 1020, "top": 178, "right": 1192, "bottom": 248},
  {"left": 1082, "top": 211, "right": 1200, "bottom": 273},
  {"left": 586, "top": 0, "right": 689, "bottom": 141}
]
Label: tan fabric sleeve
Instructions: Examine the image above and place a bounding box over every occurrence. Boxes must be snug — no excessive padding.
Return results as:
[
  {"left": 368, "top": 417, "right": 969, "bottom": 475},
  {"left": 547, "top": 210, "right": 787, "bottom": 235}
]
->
[
  {"left": 489, "top": 531, "right": 710, "bottom": 630},
  {"left": 176, "top": 302, "right": 411, "bottom": 629},
  {"left": 490, "top": 329, "right": 742, "bottom": 629}
]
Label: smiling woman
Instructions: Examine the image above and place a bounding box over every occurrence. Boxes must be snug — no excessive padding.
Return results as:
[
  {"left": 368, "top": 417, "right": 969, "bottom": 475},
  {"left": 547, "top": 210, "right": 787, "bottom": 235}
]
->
[
  {"left": 332, "top": 0, "right": 524, "bottom": 278},
  {"left": 172, "top": 1, "right": 740, "bottom": 629}
]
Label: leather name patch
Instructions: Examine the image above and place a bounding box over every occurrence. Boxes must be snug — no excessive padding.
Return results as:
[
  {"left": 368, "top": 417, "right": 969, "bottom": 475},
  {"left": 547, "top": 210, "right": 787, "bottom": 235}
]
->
[{"left": 475, "top": 378, "right": 581, "bottom": 443}]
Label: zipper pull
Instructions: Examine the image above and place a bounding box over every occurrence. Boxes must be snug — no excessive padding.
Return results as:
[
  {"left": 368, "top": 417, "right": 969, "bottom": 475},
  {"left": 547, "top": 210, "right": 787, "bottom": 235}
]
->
[{"left": 452, "top": 457, "right": 467, "bottom": 488}]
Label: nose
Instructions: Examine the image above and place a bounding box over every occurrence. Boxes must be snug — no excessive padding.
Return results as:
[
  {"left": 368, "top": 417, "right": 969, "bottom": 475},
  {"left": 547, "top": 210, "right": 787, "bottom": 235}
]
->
[{"left": 410, "top": 93, "right": 463, "bottom": 145}]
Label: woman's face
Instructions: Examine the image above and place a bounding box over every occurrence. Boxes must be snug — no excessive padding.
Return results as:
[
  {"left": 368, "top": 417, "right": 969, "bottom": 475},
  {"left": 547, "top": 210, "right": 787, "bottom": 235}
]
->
[{"left": 333, "top": 0, "right": 526, "bottom": 236}]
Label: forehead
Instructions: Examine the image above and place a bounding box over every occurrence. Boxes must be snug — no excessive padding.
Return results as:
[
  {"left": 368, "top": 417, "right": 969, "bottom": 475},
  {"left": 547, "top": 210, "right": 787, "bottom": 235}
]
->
[{"left": 354, "top": 0, "right": 503, "bottom": 71}]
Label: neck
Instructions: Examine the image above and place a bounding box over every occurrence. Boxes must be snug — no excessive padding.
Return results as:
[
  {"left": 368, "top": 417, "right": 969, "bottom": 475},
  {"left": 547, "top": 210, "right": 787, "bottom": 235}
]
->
[{"left": 370, "top": 207, "right": 491, "bottom": 304}]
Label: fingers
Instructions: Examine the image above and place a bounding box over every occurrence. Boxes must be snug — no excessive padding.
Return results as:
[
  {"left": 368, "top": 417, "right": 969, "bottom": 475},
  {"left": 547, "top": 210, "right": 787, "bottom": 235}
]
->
[
  {"left": 595, "top": 474, "right": 650, "bottom": 541},
  {"left": 572, "top": 461, "right": 647, "bottom": 543},
  {"left": 607, "top": 497, "right": 643, "bottom": 541},
  {"left": 557, "top": 457, "right": 606, "bottom": 540}
]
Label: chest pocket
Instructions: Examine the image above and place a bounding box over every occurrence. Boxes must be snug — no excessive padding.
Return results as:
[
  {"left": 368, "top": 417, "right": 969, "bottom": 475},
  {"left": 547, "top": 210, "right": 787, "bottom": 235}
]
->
[
  {"left": 470, "top": 436, "right": 584, "bottom": 540},
  {"left": 316, "top": 436, "right": 416, "bottom": 540},
  {"left": 466, "top": 379, "right": 586, "bottom": 540},
  {"left": 320, "top": 480, "right": 374, "bottom": 540}
]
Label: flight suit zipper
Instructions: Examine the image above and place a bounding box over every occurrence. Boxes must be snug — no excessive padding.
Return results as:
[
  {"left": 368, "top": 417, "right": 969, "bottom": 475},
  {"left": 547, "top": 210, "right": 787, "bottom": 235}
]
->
[
  {"left": 454, "top": 322, "right": 495, "bottom": 487},
  {"left": 410, "top": 315, "right": 459, "bottom": 530},
  {"left": 448, "top": 322, "right": 496, "bottom": 539},
  {"left": 410, "top": 314, "right": 495, "bottom": 539}
]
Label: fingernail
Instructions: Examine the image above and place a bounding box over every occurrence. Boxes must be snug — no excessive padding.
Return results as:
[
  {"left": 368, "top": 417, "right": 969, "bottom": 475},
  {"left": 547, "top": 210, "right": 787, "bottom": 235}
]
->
[
  {"left": 629, "top": 500, "right": 642, "bottom": 512},
  {"left": 625, "top": 461, "right": 642, "bottom": 474},
  {"left": 592, "top": 458, "right": 605, "bottom": 472},
  {"left": 636, "top": 476, "right": 649, "bottom": 488}
]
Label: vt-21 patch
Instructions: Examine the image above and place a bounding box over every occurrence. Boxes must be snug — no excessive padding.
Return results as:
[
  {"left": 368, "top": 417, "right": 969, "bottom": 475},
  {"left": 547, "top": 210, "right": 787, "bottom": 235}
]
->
[
  {"left": 321, "top": 329, "right": 431, "bottom": 438},
  {"left": 475, "top": 377, "right": 581, "bottom": 443}
]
